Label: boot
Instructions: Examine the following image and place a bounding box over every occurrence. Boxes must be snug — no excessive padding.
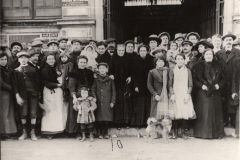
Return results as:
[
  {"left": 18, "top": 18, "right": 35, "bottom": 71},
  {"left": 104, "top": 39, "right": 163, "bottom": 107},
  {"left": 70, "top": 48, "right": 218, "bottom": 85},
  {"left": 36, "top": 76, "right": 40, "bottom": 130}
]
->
[
  {"left": 90, "top": 132, "right": 94, "bottom": 142},
  {"left": 30, "top": 129, "right": 38, "bottom": 141},
  {"left": 172, "top": 129, "right": 178, "bottom": 139},
  {"left": 19, "top": 129, "right": 27, "bottom": 140},
  {"left": 80, "top": 132, "right": 86, "bottom": 142},
  {"left": 181, "top": 129, "right": 188, "bottom": 139}
]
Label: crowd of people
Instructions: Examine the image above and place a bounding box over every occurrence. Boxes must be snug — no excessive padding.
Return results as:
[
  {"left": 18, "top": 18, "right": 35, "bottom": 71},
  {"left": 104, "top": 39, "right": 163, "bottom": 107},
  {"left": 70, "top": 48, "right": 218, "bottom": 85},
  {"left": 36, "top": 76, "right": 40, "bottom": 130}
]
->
[{"left": 1, "top": 31, "right": 240, "bottom": 142}]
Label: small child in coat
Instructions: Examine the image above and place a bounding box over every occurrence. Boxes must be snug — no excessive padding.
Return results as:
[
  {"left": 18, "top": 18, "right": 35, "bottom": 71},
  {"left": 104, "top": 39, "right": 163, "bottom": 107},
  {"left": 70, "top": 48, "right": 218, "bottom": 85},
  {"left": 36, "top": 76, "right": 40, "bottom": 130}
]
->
[
  {"left": 13, "top": 51, "right": 40, "bottom": 141},
  {"left": 73, "top": 85, "right": 97, "bottom": 142},
  {"left": 91, "top": 63, "right": 116, "bottom": 139},
  {"left": 167, "top": 41, "right": 179, "bottom": 69}
]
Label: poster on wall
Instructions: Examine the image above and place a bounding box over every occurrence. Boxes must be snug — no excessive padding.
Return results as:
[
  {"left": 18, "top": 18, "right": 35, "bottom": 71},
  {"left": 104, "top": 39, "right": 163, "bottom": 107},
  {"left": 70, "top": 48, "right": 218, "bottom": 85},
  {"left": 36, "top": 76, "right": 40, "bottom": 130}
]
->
[
  {"left": 66, "top": 28, "right": 92, "bottom": 40},
  {"left": 62, "top": 0, "right": 88, "bottom": 6},
  {"left": 9, "top": 34, "right": 40, "bottom": 49}
]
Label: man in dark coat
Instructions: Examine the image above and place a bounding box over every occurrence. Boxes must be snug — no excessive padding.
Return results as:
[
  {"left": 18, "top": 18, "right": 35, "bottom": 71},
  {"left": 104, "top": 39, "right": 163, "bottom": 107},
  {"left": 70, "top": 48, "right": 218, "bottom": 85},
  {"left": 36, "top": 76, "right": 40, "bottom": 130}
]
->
[
  {"left": 8, "top": 42, "right": 23, "bottom": 69},
  {"left": 31, "top": 40, "right": 46, "bottom": 66},
  {"left": 182, "top": 40, "right": 198, "bottom": 69},
  {"left": 216, "top": 32, "right": 240, "bottom": 127},
  {"left": 69, "top": 39, "right": 82, "bottom": 69},
  {"left": 96, "top": 41, "right": 108, "bottom": 64}
]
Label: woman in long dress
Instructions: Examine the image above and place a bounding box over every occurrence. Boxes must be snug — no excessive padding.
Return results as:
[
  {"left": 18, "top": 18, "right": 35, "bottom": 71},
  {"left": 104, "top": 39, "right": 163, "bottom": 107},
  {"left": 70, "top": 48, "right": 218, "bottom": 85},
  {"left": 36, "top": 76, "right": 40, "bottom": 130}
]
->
[
  {"left": 168, "top": 53, "right": 196, "bottom": 139},
  {"left": 0, "top": 52, "right": 17, "bottom": 140},
  {"left": 41, "top": 53, "right": 67, "bottom": 139},
  {"left": 192, "top": 49, "right": 226, "bottom": 139}
]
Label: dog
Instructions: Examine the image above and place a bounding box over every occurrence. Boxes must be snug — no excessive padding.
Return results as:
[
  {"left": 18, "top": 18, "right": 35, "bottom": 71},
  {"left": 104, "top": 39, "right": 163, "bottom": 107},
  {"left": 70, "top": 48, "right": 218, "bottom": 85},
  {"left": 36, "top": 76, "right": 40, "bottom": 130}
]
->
[{"left": 145, "top": 117, "right": 172, "bottom": 143}]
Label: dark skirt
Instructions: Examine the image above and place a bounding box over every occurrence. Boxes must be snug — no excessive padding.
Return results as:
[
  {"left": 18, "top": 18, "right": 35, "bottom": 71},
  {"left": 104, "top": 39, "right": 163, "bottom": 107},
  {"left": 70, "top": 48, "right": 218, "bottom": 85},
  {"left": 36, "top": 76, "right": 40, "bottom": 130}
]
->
[
  {"left": 193, "top": 89, "right": 224, "bottom": 138},
  {"left": 66, "top": 96, "right": 79, "bottom": 133},
  {"left": 131, "top": 92, "right": 151, "bottom": 126},
  {"left": 0, "top": 91, "right": 17, "bottom": 134}
]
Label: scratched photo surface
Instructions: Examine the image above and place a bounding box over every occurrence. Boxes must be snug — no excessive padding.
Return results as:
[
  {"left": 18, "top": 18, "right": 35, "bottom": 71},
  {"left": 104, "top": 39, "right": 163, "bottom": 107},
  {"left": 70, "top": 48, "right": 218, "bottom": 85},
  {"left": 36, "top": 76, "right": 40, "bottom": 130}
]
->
[{"left": 1, "top": 0, "right": 240, "bottom": 160}]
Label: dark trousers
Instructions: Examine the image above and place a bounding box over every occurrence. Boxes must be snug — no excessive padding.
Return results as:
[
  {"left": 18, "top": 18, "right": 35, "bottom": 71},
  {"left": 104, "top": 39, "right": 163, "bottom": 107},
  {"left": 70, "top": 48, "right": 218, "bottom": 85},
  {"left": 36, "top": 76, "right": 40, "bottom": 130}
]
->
[
  {"left": 98, "top": 121, "right": 110, "bottom": 136},
  {"left": 80, "top": 123, "right": 93, "bottom": 133},
  {"left": 20, "top": 96, "right": 38, "bottom": 119}
]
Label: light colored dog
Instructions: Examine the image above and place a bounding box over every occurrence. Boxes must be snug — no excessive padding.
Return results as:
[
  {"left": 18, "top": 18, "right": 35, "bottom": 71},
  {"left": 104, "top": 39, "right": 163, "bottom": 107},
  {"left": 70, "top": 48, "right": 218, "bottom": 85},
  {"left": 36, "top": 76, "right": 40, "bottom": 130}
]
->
[{"left": 145, "top": 117, "right": 172, "bottom": 143}]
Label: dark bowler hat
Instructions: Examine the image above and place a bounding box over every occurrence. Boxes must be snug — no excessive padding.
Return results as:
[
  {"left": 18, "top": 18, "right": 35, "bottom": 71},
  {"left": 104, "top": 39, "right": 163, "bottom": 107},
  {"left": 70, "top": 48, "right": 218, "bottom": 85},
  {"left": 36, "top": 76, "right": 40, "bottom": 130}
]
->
[
  {"left": 233, "top": 39, "right": 240, "bottom": 46},
  {"left": 71, "top": 39, "right": 82, "bottom": 45},
  {"left": 221, "top": 32, "right": 237, "bottom": 41},
  {"left": 31, "top": 40, "right": 43, "bottom": 47},
  {"left": 182, "top": 40, "right": 193, "bottom": 46},
  {"left": 174, "top": 33, "right": 185, "bottom": 41},
  {"left": 158, "top": 32, "right": 170, "bottom": 40},
  {"left": 124, "top": 40, "right": 135, "bottom": 46},
  {"left": 195, "top": 39, "right": 214, "bottom": 49},
  {"left": 11, "top": 42, "right": 23, "bottom": 50},
  {"left": 146, "top": 34, "right": 161, "bottom": 44},
  {"left": 16, "top": 51, "right": 30, "bottom": 58},
  {"left": 152, "top": 47, "right": 167, "bottom": 55},
  {"left": 28, "top": 49, "right": 39, "bottom": 57},
  {"left": 57, "top": 37, "right": 68, "bottom": 42},
  {"left": 97, "top": 62, "right": 109, "bottom": 68},
  {"left": 47, "top": 41, "right": 59, "bottom": 47},
  {"left": 186, "top": 32, "right": 200, "bottom": 40},
  {"left": 134, "top": 36, "right": 143, "bottom": 44},
  {"left": 106, "top": 38, "right": 116, "bottom": 43}
]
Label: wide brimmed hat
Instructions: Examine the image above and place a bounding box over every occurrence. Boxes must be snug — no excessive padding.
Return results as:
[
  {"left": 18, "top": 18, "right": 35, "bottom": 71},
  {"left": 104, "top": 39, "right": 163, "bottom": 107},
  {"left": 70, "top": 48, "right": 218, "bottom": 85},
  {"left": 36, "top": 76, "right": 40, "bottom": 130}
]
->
[
  {"left": 31, "top": 40, "right": 43, "bottom": 47},
  {"left": 47, "top": 41, "right": 59, "bottom": 47},
  {"left": 221, "top": 32, "right": 237, "bottom": 41},
  {"left": 152, "top": 47, "right": 167, "bottom": 55},
  {"left": 158, "top": 32, "right": 170, "bottom": 40},
  {"left": 181, "top": 40, "right": 193, "bottom": 46},
  {"left": 57, "top": 37, "right": 68, "bottom": 42},
  {"left": 233, "top": 39, "right": 240, "bottom": 46},
  {"left": 71, "top": 39, "right": 82, "bottom": 45},
  {"left": 186, "top": 32, "right": 200, "bottom": 40},
  {"left": 195, "top": 39, "right": 214, "bottom": 49},
  {"left": 106, "top": 38, "right": 116, "bottom": 44},
  {"left": 17, "top": 51, "right": 30, "bottom": 58},
  {"left": 134, "top": 36, "right": 143, "bottom": 44},
  {"left": 124, "top": 40, "right": 135, "bottom": 46},
  {"left": 11, "top": 42, "right": 23, "bottom": 50},
  {"left": 174, "top": 33, "right": 185, "bottom": 41},
  {"left": 146, "top": 34, "right": 161, "bottom": 44},
  {"left": 97, "top": 62, "right": 109, "bottom": 68}
]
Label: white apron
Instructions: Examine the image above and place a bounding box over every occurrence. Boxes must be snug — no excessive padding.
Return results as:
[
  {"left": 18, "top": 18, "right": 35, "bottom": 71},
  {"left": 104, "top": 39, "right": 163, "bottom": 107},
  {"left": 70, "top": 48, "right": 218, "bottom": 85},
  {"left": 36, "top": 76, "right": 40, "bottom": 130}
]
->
[{"left": 41, "top": 87, "right": 67, "bottom": 134}]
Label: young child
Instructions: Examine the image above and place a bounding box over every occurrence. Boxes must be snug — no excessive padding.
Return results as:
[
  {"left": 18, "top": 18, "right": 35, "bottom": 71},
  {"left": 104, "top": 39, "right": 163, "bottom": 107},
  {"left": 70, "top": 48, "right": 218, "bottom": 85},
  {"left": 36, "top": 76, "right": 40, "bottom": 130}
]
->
[
  {"left": 80, "top": 45, "right": 98, "bottom": 72},
  {"left": 56, "top": 51, "right": 73, "bottom": 103},
  {"left": 73, "top": 85, "right": 97, "bottom": 142},
  {"left": 167, "top": 41, "right": 179, "bottom": 69},
  {"left": 91, "top": 63, "right": 116, "bottom": 139},
  {"left": 13, "top": 51, "right": 40, "bottom": 141}
]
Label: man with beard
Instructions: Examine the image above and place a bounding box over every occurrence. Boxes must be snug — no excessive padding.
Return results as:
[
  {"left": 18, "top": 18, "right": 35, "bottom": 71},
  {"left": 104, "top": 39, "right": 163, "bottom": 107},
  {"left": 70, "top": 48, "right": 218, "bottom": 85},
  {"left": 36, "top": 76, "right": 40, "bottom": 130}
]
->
[
  {"left": 182, "top": 40, "right": 198, "bottom": 69},
  {"left": 28, "top": 49, "right": 40, "bottom": 72},
  {"left": 158, "top": 32, "right": 170, "bottom": 51},
  {"left": 8, "top": 42, "right": 23, "bottom": 69},
  {"left": 216, "top": 32, "right": 240, "bottom": 127},
  {"left": 58, "top": 37, "right": 68, "bottom": 54},
  {"left": 106, "top": 38, "right": 117, "bottom": 49},
  {"left": 69, "top": 39, "right": 82, "bottom": 69}
]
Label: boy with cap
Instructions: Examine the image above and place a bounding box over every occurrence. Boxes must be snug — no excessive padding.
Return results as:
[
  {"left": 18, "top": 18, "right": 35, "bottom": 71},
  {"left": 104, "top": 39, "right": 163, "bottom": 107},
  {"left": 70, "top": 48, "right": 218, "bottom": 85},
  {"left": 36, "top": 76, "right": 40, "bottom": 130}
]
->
[
  {"left": 91, "top": 63, "right": 116, "bottom": 139},
  {"left": 13, "top": 51, "right": 40, "bottom": 141}
]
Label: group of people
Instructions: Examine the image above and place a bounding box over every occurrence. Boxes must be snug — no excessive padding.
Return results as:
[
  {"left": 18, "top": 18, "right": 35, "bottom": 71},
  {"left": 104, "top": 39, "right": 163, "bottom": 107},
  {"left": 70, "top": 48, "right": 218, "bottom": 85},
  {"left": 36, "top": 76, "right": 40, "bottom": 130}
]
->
[{"left": 1, "top": 31, "right": 240, "bottom": 142}]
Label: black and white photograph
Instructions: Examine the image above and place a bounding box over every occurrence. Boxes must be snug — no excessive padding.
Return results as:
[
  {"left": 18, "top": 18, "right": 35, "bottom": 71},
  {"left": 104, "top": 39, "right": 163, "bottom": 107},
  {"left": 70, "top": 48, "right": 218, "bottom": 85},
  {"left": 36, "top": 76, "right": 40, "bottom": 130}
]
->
[{"left": 0, "top": 0, "right": 239, "bottom": 160}]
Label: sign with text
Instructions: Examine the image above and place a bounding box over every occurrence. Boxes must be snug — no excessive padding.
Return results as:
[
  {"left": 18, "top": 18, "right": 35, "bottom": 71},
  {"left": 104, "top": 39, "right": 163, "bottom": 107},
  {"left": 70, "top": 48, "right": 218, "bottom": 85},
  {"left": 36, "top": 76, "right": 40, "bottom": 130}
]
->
[
  {"left": 67, "top": 28, "right": 92, "bottom": 39},
  {"left": 62, "top": 0, "right": 88, "bottom": 6},
  {"left": 9, "top": 34, "right": 40, "bottom": 49}
]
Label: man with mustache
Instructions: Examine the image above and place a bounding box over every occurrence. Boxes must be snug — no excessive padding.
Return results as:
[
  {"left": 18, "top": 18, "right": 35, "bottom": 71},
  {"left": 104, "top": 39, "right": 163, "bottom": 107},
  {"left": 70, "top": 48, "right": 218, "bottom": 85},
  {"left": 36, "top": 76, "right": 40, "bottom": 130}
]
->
[
  {"left": 182, "top": 40, "right": 198, "bottom": 69},
  {"left": 216, "top": 32, "right": 240, "bottom": 128},
  {"left": 31, "top": 39, "right": 46, "bottom": 66},
  {"left": 8, "top": 42, "right": 23, "bottom": 69}
]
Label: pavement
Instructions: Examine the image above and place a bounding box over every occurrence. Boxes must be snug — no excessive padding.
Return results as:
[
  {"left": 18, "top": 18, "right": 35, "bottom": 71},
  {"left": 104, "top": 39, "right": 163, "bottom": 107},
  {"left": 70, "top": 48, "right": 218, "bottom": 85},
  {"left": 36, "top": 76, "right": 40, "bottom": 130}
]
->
[{"left": 1, "top": 136, "right": 239, "bottom": 160}]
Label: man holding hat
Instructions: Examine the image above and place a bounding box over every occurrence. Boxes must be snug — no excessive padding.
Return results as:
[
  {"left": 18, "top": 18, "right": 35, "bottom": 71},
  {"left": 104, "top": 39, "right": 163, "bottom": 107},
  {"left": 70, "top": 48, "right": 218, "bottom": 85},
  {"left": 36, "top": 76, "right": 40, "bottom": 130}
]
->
[
  {"left": 174, "top": 33, "right": 185, "bottom": 53},
  {"left": 70, "top": 39, "right": 82, "bottom": 69},
  {"left": 158, "top": 32, "right": 170, "bottom": 51},
  {"left": 13, "top": 51, "right": 40, "bottom": 141},
  {"left": 146, "top": 34, "right": 161, "bottom": 57},
  {"left": 216, "top": 32, "right": 240, "bottom": 127},
  {"left": 182, "top": 40, "right": 198, "bottom": 69},
  {"left": 8, "top": 42, "right": 23, "bottom": 69},
  {"left": 57, "top": 37, "right": 68, "bottom": 54}
]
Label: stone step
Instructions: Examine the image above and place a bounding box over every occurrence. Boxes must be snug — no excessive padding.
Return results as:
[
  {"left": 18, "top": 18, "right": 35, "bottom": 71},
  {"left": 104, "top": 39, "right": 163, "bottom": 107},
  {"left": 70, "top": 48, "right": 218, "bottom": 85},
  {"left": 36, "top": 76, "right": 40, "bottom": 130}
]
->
[{"left": 108, "top": 127, "right": 236, "bottom": 137}]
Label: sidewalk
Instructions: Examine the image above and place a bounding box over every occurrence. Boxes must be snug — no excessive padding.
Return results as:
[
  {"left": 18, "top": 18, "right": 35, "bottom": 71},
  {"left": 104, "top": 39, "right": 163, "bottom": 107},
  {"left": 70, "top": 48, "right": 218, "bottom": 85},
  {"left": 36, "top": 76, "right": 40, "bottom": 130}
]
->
[{"left": 1, "top": 136, "right": 239, "bottom": 160}]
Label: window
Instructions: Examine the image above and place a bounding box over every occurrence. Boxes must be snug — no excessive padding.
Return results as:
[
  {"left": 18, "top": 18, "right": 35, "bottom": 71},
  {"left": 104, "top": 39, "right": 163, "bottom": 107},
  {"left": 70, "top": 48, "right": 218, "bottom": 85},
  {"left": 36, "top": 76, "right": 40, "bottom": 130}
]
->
[
  {"left": 3, "top": 0, "right": 30, "bottom": 8},
  {"left": 35, "top": 0, "right": 62, "bottom": 7}
]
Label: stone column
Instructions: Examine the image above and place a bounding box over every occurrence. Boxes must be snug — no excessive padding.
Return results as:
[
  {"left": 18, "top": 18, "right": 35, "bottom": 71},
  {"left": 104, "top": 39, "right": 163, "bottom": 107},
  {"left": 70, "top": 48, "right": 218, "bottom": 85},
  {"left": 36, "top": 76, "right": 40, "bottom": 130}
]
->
[
  {"left": 233, "top": 0, "right": 240, "bottom": 38},
  {"left": 223, "top": 0, "right": 234, "bottom": 35},
  {"left": 95, "top": 0, "right": 104, "bottom": 41}
]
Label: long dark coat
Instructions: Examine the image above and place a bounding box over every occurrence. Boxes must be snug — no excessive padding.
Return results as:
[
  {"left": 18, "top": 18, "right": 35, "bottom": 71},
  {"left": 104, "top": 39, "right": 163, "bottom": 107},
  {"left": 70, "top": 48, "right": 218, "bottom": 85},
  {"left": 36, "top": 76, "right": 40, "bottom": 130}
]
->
[
  {"left": 69, "top": 51, "right": 81, "bottom": 69},
  {"left": 66, "top": 68, "right": 94, "bottom": 133},
  {"left": 111, "top": 54, "right": 132, "bottom": 123},
  {"left": 0, "top": 65, "right": 17, "bottom": 134},
  {"left": 91, "top": 76, "right": 116, "bottom": 122},
  {"left": 131, "top": 55, "right": 153, "bottom": 125},
  {"left": 192, "top": 60, "right": 226, "bottom": 138},
  {"left": 147, "top": 68, "right": 169, "bottom": 118},
  {"left": 216, "top": 48, "right": 240, "bottom": 113}
]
